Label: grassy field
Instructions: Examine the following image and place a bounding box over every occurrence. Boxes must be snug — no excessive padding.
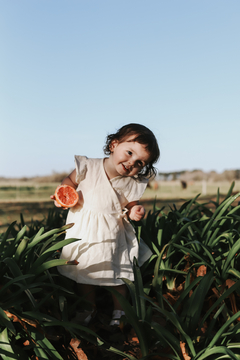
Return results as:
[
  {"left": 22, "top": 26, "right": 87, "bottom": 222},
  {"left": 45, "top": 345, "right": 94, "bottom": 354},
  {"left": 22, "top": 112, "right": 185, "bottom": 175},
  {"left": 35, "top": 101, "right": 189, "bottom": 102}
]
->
[
  {"left": 0, "top": 182, "right": 59, "bottom": 202},
  {"left": 1, "top": 179, "right": 239, "bottom": 232},
  {"left": 142, "top": 179, "right": 240, "bottom": 200}
]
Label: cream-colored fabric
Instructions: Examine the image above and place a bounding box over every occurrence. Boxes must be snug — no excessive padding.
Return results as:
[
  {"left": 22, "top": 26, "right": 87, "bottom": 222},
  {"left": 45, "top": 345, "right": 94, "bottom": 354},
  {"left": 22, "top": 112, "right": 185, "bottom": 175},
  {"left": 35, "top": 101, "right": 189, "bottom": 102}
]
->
[{"left": 58, "top": 156, "right": 151, "bottom": 286}]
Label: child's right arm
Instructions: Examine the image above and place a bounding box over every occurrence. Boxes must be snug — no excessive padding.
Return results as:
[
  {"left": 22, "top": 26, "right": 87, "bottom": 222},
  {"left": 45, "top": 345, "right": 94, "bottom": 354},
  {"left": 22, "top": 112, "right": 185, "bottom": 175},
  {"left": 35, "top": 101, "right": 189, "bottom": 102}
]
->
[{"left": 61, "top": 169, "right": 78, "bottom": 189}]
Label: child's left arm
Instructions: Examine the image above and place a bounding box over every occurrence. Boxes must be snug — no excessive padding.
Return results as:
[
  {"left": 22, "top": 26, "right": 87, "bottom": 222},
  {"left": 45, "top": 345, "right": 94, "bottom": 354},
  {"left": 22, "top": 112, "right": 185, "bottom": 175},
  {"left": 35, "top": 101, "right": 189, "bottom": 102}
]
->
[{"left": 126, "top": 201, "right": 145, "bottom": 221}]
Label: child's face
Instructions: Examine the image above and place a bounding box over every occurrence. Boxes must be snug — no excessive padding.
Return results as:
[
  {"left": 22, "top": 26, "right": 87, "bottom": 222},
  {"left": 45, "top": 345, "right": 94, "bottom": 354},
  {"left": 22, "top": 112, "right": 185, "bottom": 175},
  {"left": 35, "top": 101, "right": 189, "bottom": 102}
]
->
[{"left": 109, "top": 136, "right": 151, "bottom": 177}]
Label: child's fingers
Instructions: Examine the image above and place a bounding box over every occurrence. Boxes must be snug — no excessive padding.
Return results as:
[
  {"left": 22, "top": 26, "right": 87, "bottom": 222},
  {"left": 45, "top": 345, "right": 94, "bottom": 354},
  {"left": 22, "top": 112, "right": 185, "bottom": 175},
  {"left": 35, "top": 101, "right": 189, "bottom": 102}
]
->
[
  {"left": 133, "top": 214, "right": 143, "bottom": 221},
  {"left": 54, "top": 201, "right": 62, "bottom": 208},
  {"left": 50, "top": 195, "right": 67, "bottom": 209},
  {"left": 136, "top": 206, "right": 145, "bottom": 215},
  {"left": 131, "top": 211, "right": 144, "bottom": 221},
  {"left": 128, "top": 205, "right": 145, "bottom": 221},
  {"left": 135, "top": 207, "right": 145, "bottom": 220},
  {"left": 56, "top": 201, "right": 68, "bottom": 209}
]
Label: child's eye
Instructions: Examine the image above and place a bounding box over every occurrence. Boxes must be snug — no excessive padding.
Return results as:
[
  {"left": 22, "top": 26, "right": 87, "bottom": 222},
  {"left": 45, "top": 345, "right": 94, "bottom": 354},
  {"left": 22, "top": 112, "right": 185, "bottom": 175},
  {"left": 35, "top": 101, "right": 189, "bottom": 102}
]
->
[{"left": 127, "top": 151, "right": 132, "bottom": 155}]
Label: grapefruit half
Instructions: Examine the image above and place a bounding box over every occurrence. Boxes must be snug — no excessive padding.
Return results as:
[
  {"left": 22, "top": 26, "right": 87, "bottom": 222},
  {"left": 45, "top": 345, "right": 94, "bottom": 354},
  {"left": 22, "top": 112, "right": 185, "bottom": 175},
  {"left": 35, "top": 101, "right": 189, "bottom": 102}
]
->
[{"left": 54, "top": 185, "right": 79, "bottom": 208}]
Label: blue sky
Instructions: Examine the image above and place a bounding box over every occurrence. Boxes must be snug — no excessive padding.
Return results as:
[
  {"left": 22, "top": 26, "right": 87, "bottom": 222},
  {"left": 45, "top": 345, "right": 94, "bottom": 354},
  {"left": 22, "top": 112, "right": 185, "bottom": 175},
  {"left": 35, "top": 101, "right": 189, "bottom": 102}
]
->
[{"left": 1, "top": 1, "right": 239, "bottom": 178}]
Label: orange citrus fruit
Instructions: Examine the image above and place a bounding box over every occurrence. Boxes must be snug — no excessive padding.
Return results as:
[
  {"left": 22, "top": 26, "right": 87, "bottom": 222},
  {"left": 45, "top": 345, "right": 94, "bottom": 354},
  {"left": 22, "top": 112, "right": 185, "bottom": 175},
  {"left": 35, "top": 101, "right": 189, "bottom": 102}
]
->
[{"left": 54, "top": 185, "right": 79, "bottom": 208}]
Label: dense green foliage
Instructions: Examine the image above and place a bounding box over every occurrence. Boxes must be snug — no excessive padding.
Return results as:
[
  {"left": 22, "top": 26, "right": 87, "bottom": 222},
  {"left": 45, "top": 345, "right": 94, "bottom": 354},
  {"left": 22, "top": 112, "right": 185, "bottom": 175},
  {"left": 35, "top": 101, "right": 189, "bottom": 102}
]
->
[{"left": 1, "top": 183, "right": 240, "bottom": 359}]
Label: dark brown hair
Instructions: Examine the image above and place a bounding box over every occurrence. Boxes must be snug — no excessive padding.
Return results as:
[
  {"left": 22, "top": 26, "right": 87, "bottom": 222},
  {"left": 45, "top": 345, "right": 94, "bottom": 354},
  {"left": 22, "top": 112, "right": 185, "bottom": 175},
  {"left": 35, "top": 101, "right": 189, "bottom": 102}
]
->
[{"left": 103, "top": 123, "right": 160, "bottom": 178}]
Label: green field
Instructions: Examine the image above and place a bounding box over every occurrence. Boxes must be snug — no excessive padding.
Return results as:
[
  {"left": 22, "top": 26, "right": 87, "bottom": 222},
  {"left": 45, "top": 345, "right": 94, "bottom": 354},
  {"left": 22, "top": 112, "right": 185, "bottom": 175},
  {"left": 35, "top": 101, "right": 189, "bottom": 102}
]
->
[
  {"left": 1, "top": 180, "right": 239, "bottom": 232},
  {"left": 0, "top": 182, "right": 58, "bottom": 202},
  {"left": 143, "top": 179, "right": 240, "bottom": 200}
]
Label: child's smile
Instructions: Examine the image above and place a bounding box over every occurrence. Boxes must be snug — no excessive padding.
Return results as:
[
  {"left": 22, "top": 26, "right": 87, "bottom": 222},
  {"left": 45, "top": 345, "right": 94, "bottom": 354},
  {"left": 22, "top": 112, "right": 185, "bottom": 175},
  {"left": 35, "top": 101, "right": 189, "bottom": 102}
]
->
[{"left": 104, "top": 137, "right": 151, "bottom": 179}]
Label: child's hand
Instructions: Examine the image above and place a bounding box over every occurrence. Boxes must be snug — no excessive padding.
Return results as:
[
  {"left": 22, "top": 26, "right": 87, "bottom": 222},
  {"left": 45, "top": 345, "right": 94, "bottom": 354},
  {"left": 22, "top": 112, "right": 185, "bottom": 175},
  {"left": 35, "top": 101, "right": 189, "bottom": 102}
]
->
[
  {"left": 50, "top": 192, "right": 83, "bottom": 211},
  {"left": 50, "top": 195, "right": 68, "bottom": 210},
  {"left": 128, "top": 205, "right": 145, "bottom": 221}
]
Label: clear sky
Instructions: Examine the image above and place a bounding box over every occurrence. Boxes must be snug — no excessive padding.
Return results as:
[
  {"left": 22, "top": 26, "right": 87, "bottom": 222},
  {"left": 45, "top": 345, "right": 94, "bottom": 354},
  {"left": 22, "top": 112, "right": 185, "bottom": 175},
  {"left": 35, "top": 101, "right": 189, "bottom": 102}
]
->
[{"left": 1, "top": 0, "right": 240, "bottom": 178}]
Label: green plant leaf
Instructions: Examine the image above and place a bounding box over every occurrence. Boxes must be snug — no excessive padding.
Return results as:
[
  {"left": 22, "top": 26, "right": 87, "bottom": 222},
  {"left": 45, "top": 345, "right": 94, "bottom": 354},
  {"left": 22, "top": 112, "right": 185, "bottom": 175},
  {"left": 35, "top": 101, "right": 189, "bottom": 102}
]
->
[
  {"left": 133, "top": 258, "right": 146, "bottom": 320},
  {"left": 197, "top": 278, "right": 240, "bottom": 334},
  {"left": 202, "top": 192, "right": 240, "bottom": 244},
  {"left": 196, "top": 345, "right": 240, "bottom": 360},
  {"left": 0, "top": 328, "right": 18, "bottom": 360},
  {"left": 173, "top": 277, "right": 203, "bottom": 311},
  {"left": 30, "top": 258, "right": 78, "bottom": 276},
  {"left": 145, "top": 297, "right": 196, "bottom": 357},
  {"left": 0, "top": 274, "right": 34, "bottom": 296},
  {"left": 0, "top": 307, "right": 16, "bottom": 335},
  {"left": 222, "top": 237, "right": 240, "bottom": 278},
  {"left": 228, "top": 268, "right": 240, "bottom": 279},
  {"left": 207, "top": 311, "right": 240, "bottom": 349},
  {"left": 27, "top": 223, "right": 74, "bottom": 249},
  {"left": 150, "top": 321, "right": 180, "bottom": 353},
  {"left": 106, "top": 286, "right": 150, "bottom": 357},
  {"left": 14, "top": 237, "right": 29, "bottom": 262},
  {"left": 29, "top": 237, "right": 78, "bottom": 272},
  {"left": 97, "top": 338, "right": 138, "bottom": 360},
  {"left": 225, "top": 181, "right": 235, "bottom": 199},
  {"left": 203, "top": 303, "right": 225, "bottom": 348},
  {"left": 180, "top": 271, "right": 214, "bottom": 334},
  {"left": 36, "top": 336, "right": 64, "bottom": 360},
  {"left": 0, "top": 222, "right": 17, "bottom": 255}
]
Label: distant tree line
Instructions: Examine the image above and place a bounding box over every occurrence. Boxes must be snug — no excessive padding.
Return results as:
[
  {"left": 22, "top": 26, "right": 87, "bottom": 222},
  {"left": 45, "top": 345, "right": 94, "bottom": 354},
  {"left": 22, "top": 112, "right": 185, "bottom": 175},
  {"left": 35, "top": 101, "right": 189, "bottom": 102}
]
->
[{"left": 158, "top": 169, "right": 240, "bottom": 182}]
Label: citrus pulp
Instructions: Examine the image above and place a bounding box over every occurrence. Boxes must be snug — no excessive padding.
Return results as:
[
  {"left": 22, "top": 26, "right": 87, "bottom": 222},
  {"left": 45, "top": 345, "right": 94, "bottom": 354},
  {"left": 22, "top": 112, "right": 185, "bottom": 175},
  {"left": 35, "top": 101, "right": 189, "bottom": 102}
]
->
[{"left": 54, "top": 185, "right": 79, "bottom": 208}]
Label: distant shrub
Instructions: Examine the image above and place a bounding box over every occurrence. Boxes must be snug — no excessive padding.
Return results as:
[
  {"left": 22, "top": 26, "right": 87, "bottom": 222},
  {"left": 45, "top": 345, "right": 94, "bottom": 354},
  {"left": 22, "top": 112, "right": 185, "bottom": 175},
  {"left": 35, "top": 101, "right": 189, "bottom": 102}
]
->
[{"left": 33, "top": 172, "right": 70, "bottom": 183}]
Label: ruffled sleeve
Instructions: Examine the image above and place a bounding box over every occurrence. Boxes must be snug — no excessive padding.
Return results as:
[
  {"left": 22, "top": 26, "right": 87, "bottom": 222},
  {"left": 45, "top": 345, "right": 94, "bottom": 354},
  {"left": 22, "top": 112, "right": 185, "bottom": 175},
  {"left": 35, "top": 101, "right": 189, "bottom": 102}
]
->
[
  {"left": 74, "top": 155, "right": 88, "bottom": 184},
  {"left": 111, "top": 176, "right": 148, "bottom": 204}
]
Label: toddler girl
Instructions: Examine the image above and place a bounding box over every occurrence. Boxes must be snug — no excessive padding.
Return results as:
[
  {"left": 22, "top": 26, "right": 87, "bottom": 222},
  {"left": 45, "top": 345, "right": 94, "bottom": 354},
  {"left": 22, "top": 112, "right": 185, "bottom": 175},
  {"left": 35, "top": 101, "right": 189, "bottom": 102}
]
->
[{"left": 52, "top": 123, "right": 160, "bottom": 326}]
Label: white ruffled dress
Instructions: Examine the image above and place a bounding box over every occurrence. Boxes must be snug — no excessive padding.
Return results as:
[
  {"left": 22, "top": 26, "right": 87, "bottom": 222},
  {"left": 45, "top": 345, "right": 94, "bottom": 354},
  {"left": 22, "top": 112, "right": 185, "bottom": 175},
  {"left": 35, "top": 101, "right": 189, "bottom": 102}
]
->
[{"left": 58, "top": 156, "right": 152, "bottom": 286}]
